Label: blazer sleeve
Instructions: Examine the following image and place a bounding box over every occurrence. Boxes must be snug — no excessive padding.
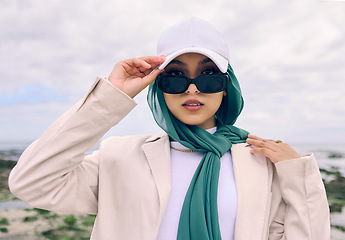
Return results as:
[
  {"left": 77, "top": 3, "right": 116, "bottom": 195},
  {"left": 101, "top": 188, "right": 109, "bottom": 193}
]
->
[
  {"left": 8, "top": 77, "right": 137, "bottom": 214},
  {"left": 269, "top": 154, "right": 330, "bottom": 240}
]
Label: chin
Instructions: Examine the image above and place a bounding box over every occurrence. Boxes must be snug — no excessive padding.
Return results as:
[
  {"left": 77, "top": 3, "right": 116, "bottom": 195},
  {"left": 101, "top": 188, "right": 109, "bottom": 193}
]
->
[
  {"left": 181, "top": 119, "right": 215, "bottom": 130},
  {"left": 178, "top": 118, "right": 203, "bottom": 126}
]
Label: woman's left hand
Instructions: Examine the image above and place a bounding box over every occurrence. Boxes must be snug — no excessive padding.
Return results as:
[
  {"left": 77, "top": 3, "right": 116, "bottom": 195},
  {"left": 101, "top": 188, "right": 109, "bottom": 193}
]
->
[{"left": 246, "top": 134, "right": 302, "bottom": 163}]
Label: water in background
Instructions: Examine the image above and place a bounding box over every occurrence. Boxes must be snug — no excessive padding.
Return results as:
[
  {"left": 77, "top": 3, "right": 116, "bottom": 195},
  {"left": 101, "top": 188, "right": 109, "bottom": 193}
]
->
[
  {"left": 0, "top": 141, "right": 31, "bottom": 161},
  {"left": 291, "top": 143, "right": 345, "bottom": 176},
  {"left": 0, "top": 141, "right": 99, "bottom": 161},
  {"left": 2, "top": 141, "right": 344, "bottom": 174}
]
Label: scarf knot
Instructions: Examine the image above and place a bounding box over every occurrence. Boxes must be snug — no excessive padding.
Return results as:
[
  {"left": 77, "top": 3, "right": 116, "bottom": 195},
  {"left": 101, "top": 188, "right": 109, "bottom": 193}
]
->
[
  {"left": 189, "top": 126, "right": 232, "bottom": 158},
  {"left": 206, "top": 134, "right": 231, "bottom": 159}
]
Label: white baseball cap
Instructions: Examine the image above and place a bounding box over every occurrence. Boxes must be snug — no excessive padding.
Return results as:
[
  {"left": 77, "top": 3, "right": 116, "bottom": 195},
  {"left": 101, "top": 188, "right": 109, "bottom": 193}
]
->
[{"left": 157, "top": 17, "right": 229, "bottom": 73}]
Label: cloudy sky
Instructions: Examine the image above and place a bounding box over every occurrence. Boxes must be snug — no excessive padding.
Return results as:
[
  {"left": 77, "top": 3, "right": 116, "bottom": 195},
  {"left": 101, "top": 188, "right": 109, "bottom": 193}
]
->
[{"left": 0, "top": 0, "right": 344, "bottom": 146}]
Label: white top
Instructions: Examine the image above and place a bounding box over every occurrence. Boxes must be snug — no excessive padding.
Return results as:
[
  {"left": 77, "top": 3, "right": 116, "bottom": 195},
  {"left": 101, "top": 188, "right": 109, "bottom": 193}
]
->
[{"left": 157, "top": 128, "right": 237, "bottom": 240}]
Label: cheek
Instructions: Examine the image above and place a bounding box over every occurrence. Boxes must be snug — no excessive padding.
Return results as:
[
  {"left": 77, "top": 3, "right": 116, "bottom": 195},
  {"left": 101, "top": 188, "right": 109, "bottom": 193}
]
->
[
  {"left": 208, "top": 93, "right": 225, "bottom": 114},
  {"left": 214, "top": 92, "right": 225, "bottom": 106},
  {"left": 163, "top": 94, "right": 170, "bottom": 106},
  {"left": 163, "top": 94, "right": 176, "bottom": 111}
]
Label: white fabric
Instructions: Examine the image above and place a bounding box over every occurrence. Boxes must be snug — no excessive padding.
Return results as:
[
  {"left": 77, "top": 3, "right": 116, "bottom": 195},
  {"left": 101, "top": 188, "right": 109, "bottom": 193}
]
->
[
  {"left": 157, "top": 128, "right": 237, "bottom": 240},
  {"left": 157, "top": 17, "right": 229, "bottom": 73}
]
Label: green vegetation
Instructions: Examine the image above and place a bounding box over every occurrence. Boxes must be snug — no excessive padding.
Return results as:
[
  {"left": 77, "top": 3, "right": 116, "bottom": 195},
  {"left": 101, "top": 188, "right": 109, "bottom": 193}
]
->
[
  {"left": 321, "top": 167, "right": 345, "bottom": 214},
  {"left": 320, "top": 167, "right": 345, "bottom": 233},
  {"left": 33, "top": 208, "right": 51, "bottom": 215},
  {"left": 0, "top": 159, "right": 18, "bottom": 202},
  {"left": 5, "top": 207, "right": 96, "bottom": 238},
  {"left": 0, "top": 159, "right": 16, "bottom": 169},
  {"left": 0, "top": 218, "right": 9, "bottom": 234},
  {"left": 81, "top": 215, "right": 96, "bottom": 227},
  {"left": 23, "top": 216, "right": 39, "bottom": 222},
  {"left": 0, "top": 218, "right": 9, "bottom": 225},
  {"left": 328, "top": 153, "right": 343, "bottom": 159},
  {"left": 40, "top": 214, "right": 95, "bottom": 239},
  {"left": 334, "top": 225, "right": 345, "bottom": 232},
  {"left": 0, "top": 192, "right": 16, "bottom": 202}
]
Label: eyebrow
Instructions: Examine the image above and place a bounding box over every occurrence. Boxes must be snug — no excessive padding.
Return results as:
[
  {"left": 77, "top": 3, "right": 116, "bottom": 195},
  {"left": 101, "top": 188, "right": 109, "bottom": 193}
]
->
[
  {"left": 169, "top": 59, "right": 186, "bottom": 66},
  {"left": 200, "top": 58, "right": 213, "bottom": 64},
  {"left": 168, "top": 57, "right": 213, "bottom": 66}
]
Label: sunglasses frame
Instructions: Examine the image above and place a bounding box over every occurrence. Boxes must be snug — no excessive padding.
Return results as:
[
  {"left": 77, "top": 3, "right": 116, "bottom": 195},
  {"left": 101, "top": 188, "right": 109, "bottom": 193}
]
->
[{"left": 156, "top": 74, "right": 229, "bottom": 94}]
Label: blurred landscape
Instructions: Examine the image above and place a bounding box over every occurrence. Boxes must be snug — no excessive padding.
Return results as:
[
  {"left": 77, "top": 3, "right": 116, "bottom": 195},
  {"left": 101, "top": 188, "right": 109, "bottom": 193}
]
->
[
  {"left": 0, "top": 143, "right": 344, "bottom": 240},
  {"left": 1, "top": 1, "right": 344, "bottom": 239}
]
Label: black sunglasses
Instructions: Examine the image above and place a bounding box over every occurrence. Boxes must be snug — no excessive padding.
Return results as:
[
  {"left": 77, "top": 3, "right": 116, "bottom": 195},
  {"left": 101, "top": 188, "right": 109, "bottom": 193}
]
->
[{"left": 156, "top": 74, "right": 229, "bottom": 94}]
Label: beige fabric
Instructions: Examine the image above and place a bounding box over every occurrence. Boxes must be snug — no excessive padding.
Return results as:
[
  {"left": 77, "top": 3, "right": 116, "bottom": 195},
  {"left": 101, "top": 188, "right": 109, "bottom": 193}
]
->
[{"left": 9, "top": 77, "right": 330, "bottom": 240}]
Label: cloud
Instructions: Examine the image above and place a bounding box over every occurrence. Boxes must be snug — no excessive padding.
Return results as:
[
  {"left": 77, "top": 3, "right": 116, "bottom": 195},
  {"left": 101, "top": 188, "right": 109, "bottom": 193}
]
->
[
  {"left": 0, "top": 0, "right": 344, "bottom": 143},
  {"left": 0, "top": 82, "right": 65, "bottom": 105}
]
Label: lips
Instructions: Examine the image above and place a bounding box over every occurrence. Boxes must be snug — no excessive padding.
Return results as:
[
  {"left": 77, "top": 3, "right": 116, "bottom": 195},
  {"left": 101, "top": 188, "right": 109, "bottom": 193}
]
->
[{"left": 182, "top": 99, "right": 204, "bottom": 112}]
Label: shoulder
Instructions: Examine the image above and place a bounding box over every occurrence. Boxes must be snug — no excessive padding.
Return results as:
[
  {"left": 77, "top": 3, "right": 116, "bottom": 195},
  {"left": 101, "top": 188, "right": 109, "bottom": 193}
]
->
[
  {"left": 95, "top": 131, "right": 169, "bottom": 167},
  {"left": 99, "top": 131, "right": 169, "bottom": 155}
]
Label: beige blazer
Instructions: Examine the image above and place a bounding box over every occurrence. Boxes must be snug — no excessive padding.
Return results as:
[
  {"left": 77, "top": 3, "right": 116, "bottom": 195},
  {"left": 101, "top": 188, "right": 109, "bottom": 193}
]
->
[{"left": 9, "top": 78, "right": 330, "bottom": 240}]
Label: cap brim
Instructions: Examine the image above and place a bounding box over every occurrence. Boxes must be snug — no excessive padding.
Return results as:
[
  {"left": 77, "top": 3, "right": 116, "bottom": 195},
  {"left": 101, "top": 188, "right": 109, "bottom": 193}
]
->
[{"left": 158, "top": 47, "right": 228, "bottom": 73}]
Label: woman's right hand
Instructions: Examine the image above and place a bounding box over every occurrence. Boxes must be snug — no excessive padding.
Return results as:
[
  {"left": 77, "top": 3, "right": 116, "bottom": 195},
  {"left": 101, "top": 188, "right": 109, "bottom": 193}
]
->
[{"left": 108, "top": 55, "right": 165, "bottom": 98}]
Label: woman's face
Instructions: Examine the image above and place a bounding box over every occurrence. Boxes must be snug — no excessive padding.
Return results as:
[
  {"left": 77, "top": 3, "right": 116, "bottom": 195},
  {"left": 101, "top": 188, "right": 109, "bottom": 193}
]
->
[{"left": 162, "top": 53, "right": 226, "bottom": 130}]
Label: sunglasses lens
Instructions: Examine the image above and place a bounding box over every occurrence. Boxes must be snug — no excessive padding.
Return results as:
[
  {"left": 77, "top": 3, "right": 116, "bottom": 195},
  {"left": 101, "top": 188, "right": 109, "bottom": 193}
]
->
[
  {"left": 195, "top": 75, "right": 228, "bottom": 93},
  {"left": 157, "top": 74, "right": 228, "bottom": 94},
  {"left": 158, "top": 76, "right": 188, "bottom": 94}
]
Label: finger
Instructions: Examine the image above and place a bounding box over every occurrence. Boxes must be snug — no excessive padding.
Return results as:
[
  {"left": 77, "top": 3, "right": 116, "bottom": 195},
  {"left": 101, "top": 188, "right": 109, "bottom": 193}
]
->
[
  {"left": 136, "top": 56, "right": 165, "bottom": 74},
  {"left": 247, "top": 134, "right": 265, "bottom": 141},
  {"left": 132, "top": 58, "right": 153, "bottom": 73},
  {"left": 139, "top": 55, "right": 165, "bottom": 67},
  {"left": 248, "top": 134, "right": 285, "bottom": 145},
  {"left": 141, "top": 56, "right": 165, "bottom": 72},
  {"left": 120, "top": 58, "right": 151, "bottom": 75},
  {"left": 246, "top": 138, "right": 279, "bottom": 151},
  {"left": 247, "top": 134, "right": 283, "bottom": 147},
  {"left": 141, "top": 68, "right": 164, "bottom": 87},
  {"left": 250, "top": 147, "right": 276, "bottom": 161}
]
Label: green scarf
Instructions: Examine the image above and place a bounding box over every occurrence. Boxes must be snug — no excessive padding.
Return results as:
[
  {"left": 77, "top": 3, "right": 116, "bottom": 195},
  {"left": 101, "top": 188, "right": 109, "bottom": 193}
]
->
[{"left": 147, "top": 65, "right": 249, "bottom": 239}]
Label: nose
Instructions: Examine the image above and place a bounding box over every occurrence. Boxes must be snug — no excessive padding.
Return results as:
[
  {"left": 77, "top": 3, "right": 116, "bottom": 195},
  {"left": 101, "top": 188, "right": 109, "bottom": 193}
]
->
[{"left": 185, "top": 83, "right": 200, "bottom": 94}]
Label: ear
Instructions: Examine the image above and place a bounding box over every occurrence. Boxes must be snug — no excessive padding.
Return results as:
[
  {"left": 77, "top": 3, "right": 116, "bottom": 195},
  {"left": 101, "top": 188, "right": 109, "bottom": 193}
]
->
[{"left": 223, "top": 91, "right": 227, "bottom": 97}]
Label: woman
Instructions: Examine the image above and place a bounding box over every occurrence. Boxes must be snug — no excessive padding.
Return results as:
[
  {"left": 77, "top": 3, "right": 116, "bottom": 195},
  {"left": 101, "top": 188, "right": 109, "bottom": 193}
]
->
[{"left": 9, "top": 18, "right": 330, "bottom": 240}]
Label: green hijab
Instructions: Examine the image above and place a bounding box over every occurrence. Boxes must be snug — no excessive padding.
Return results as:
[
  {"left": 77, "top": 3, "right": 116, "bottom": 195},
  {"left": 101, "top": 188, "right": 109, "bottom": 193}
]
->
[{"left": 147, "top": 64, "right": 249, "bottom": 239}]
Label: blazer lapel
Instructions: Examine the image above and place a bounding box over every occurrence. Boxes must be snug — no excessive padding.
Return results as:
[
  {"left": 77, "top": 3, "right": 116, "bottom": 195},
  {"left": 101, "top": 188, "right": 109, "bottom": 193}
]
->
[
  {"left": 142, "top": 132, "right": 172, "bottom": 223},
  {"left": 232, "top": 143, "right": 273, "bottom": 240}
]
